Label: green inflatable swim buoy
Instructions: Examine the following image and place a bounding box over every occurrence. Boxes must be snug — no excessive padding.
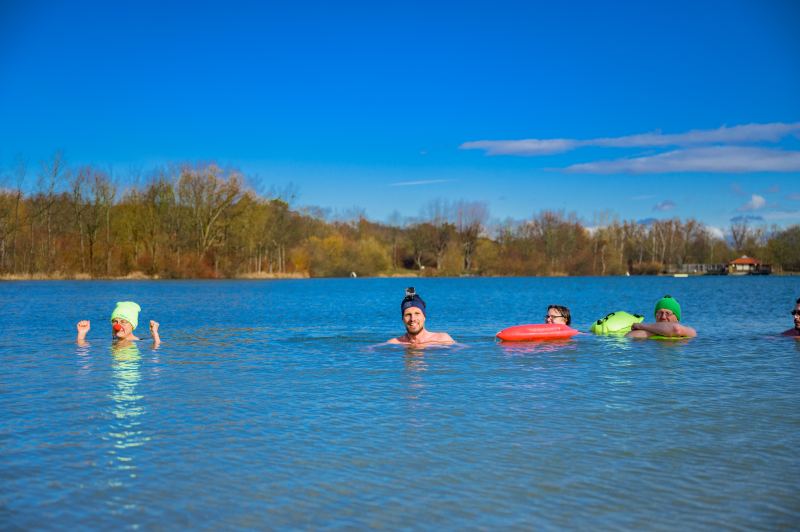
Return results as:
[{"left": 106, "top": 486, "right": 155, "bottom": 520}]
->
[{"left": 590, "top": 311, "right": 644, "bottom": 335}]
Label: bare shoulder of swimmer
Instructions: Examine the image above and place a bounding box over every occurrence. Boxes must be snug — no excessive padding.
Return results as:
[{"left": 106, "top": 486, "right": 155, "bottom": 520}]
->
[{"left": 428, "top": 332, "right": 455, "bottom": 344}]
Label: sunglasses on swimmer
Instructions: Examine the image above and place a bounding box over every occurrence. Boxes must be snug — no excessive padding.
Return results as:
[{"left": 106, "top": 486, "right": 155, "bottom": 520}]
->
[{"left": 792, "top": 310, "right": 800, "bottom": 316}]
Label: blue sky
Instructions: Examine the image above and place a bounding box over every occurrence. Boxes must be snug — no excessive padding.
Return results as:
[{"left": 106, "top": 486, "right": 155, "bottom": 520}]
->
[{"left": 1, "top": 0, "right": 799, "bottom": 233}]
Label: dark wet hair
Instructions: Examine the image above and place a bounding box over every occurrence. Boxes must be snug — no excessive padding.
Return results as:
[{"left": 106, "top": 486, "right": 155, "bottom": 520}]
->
[{"left": 547, "top": 304, "right": 571, "bottom": 325}]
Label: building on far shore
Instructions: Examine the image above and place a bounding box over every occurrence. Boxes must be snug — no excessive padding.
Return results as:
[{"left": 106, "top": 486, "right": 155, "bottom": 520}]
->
[
  {"left": 668, "top": 263, "right": 727, "bottom": 275},
  {"left": 728, "top": 255, "right": 771, "bottom": 275}
]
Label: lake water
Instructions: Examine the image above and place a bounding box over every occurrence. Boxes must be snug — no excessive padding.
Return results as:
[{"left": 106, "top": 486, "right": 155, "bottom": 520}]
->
[{"left": 1, "top": 277, "right": 799, "bottom": 529}]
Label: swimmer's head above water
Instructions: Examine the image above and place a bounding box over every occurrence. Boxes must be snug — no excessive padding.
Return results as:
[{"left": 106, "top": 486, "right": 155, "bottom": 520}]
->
[
  {"left": 387, "top": 287, "right": 454, "bottom": 346},
  {"left": 654, "top": 295, "right": 681, "bottom": 322},
  {"left": 401, "top": 286, "right": 426, "bottom": 317},
  {"left": 110, "top": 301, "right": 141, "bottom": 341}
]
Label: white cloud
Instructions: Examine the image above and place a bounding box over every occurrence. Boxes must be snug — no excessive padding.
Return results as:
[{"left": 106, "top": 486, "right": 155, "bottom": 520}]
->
[
  {"left": 460, "top": 122, "right": 800, "bottom": 157},
  {"left": 738, "top": 194, "right": 767, "bottom": 211},
  {"left": 459, "top": 139, "right": 577, "bottom": 156},
  {"left": 705, "top": 225, "right": 725, "bottom": 240},
  {"left": 788, "top": 193, "right": 800, "bottom": 201},
  {"left": 653, "top": 200, "right": 676, "bottom": 211},
  {"left": 389, "top": 179, "right": 453, "bottom": 187},
  {"left": 590, "top": 122, "right": 800, "bottom": 148},
  {"left": 564, "top": 147, "right": 800, "bottom": 174}
]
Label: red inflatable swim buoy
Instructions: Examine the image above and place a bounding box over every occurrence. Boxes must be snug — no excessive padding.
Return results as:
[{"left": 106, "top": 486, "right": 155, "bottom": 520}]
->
[{"left": 496, "top": 323, "right": 579, "bottom": 342}]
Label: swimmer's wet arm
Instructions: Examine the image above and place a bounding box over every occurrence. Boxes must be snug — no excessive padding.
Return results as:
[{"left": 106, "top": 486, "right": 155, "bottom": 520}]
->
[
  {"left": 76, "top": 320, "right": 90, "bottom": 344},
  {"left": 150, "top": 320, "right": 161, "bottom": 347},
  {"left": 630, "top": 322, "right": 696, "bottom": 338}
]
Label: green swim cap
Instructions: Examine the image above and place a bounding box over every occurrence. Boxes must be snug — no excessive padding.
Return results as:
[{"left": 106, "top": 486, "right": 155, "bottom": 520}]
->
[
  {"left": 111, "top": 301, "right": 141, "bottom": 330},
  {"left": 654, "top": 295, "right": 681, "bottom": 321}
]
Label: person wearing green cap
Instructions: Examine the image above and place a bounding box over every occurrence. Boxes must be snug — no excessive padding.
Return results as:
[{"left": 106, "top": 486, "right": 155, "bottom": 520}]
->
[
  {"left": 76, "top": 301, "right": 161, "bottom": 346},
  {"left": 626, "top": 295, "right": 696, "bottom": 339}
]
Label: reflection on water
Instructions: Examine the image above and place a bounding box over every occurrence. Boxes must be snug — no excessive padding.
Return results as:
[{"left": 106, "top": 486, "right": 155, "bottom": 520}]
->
[
  {"left": 76, "top": 343, "right": 93, "bottom": 377},
  {"left": 497, "top": 338, "right": 579, "bottom": 356},
  {"left": 106, "top": 343, "right": 149, "bottom": 493},
  {"left": 403, "top": 352, "right": 428, "bottom": 403},
  {"left": 403, "top": 351, "right": 428, "bottom": 373}
]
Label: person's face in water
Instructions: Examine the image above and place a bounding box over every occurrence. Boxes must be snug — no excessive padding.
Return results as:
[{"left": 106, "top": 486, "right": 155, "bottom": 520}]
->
[
  {"left": 111, "top": 318, "right": 134, "bottom": 340},
  {"left": 403, "top": 307, "right": 426, "bottom": 336},
  {"left": 655, "top": 309, "right": 678, "bottom": 323},
  {"left": 545, "top": 309, "right": 567, "bottom": 325},
  {"left": 792, "top": 302, "right": 800, "bottom": 330}
]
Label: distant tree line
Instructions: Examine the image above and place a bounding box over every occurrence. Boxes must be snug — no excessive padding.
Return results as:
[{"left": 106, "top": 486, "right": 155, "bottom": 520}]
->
[{"left": 1, "top": 158, "right": 798, "bottom": 278}]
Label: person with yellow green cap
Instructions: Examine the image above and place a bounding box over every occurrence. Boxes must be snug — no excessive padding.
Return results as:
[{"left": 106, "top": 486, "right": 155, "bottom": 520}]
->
[
  {"left": 626, "top": 295, "right": 696, "bottom": 339},
  {"left": 76, "top": 301, "right": 160, "bottom": 346}
]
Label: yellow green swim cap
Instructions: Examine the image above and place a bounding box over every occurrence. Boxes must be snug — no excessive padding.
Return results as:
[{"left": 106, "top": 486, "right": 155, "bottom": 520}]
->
[{"left": 110, "top": 301, "right": 141, "bottom": 330}]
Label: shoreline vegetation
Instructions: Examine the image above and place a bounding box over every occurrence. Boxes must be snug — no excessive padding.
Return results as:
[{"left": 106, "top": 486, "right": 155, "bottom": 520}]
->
[
  {"left": 3, "top": 272, "right": 800, "bottom": 282},
  {"left": 2, "top": 159, "right": 799, "bottom": 280}
]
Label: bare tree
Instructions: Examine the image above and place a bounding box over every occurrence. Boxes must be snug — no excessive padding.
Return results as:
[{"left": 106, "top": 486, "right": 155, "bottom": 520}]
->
[
  {"left": 0, "top": 162, "right": 25, "bottom": 273},
  {"left": 406, "top": 222, "right": 433, "bottom": 270},
  {"left": 70, "top": 166, "right": 114, "bottom": 276},
  {"left": 421, "top": 199, "right": 456, "bottom": 270},
  {"left": 454, "top": 200, "right": 489, "bottom": 272},
  {"left": 177, "top": 164, "right": 243, "bottom": 259},
  {"left": 730, "top": 219, "right": 750, "bottom": 253},
  {"left": 35, "top": 153, "right": 65, "bottom": 272}
]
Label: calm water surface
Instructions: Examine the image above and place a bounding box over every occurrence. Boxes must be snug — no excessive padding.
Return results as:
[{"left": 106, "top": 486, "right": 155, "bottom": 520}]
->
[{"left": 1, "top": 277, "right": 799, "bottom": 529}]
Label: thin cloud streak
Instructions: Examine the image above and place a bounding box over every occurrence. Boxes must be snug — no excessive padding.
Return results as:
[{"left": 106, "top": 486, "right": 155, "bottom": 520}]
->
[
  {"left": 564, "top": 147, "right": 800, "bottom": 174},
  {"left": 459, "top": 139, "right": 577, "bottom": 156},
  {"left": 590, "top": 122, "right": 800, "bottom": 148},
  {"left": 460, "top": 122, "right": 800, "bottom": 156},
  {"left": 389, "top": 179, "right": 454, "bottom": 187},
  {"left": 653, "top": 200, "right": 676, "bottom": 212}
]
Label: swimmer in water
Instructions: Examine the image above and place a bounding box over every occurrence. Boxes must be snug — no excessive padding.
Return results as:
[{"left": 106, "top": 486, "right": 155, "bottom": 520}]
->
[
  {"left": 781, "top": 297, "right": 800, "bottom": 337},
  {"left": 544, "top": 305, "right": 571, "bottom": 325},
  {"left": 626, "top": 295, "right": 696, "bottom": 338},
  {"left": 76, "top": 301, "right": 160, "bottom": 347},
  {"left": 387, "top": 288, "right": 455, "bottom": 346}
]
